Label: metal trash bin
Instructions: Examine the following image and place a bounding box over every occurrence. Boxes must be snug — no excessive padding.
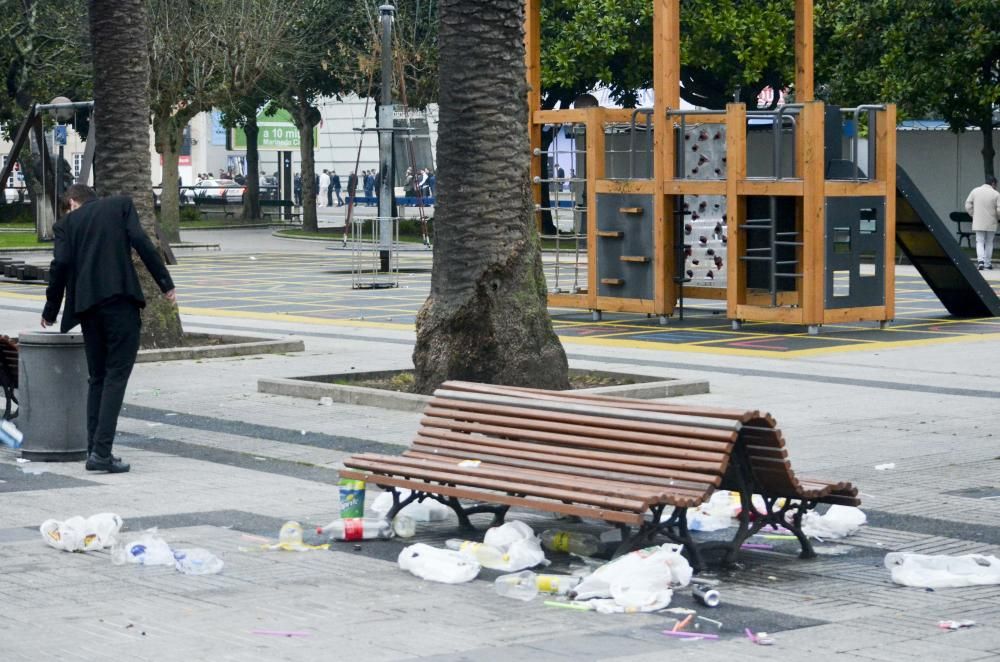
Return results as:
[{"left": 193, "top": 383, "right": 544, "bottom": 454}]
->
[{"left": 17, "top": 331, "right": 89, "bottom": 461}]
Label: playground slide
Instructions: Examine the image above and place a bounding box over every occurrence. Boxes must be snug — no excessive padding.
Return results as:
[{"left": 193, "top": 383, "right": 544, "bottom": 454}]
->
[{"left": 895, "top": 165, "right": 1000, "bottom": 317}]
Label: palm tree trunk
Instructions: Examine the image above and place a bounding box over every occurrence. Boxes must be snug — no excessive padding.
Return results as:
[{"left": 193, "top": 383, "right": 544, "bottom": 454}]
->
[
  {"left": 412, "top": 0, "right": 568, "bottom": 393},
  {"left": 89, "top": 0, "right": 183, "bottom": 349}
]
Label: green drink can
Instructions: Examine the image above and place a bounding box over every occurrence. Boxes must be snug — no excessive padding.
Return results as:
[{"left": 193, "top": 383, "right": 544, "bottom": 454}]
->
[{"left": 338, "top": 479, "right": 366, "bottom": 518}]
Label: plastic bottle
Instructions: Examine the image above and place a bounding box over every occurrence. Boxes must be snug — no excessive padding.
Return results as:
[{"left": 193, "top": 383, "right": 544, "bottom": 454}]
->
[
  {"left": 539, "top": 529, "right": 601, "bottom": 556},
  {"left": 392, "top": 515, "right": 416, "bottom": 538},
  {"left": 0, "top": 419, "right": 23, "bottom": 449},
  {"left": 495, "top": 570, "right": 539, "bottom": 601},
  {"left": 445, "top": 539, "right": 510, "bottom": 570},
  {"left": 173, "top": 548, "right": 225, "bottom": 575},
  {"left": 316, "top": 518, "right": 393, "bottom": 541}
]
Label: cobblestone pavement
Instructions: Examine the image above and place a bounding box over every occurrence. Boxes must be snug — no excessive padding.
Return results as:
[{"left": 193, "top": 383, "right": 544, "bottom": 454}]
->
[{"left": 1, "top": 234, "right": 998, "bottom": 661}]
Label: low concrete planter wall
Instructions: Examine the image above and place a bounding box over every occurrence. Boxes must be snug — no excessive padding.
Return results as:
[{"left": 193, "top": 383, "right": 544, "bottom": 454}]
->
[
  {"left": 138, "top": 334, "right": 304, "bottom": 363},
  {"left": 258, "top": 369, "right": 709, "bottom": 412}
]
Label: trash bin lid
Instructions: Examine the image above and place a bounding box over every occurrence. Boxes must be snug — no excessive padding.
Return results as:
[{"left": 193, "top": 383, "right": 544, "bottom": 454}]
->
[{"left": 17, "top": 331, "right": 85, "bottom": 345}]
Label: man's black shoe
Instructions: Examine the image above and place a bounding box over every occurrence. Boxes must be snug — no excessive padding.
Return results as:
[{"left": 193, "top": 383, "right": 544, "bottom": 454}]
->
[
  {"left": 85, "top": 453, "right": 130, "bottom": 473},
  {"left": 86, "top": 447, "right": 121, "bottom": 463}
]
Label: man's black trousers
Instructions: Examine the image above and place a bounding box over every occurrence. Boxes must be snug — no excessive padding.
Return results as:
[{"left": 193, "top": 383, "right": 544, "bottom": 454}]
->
[{"left": 80, "top": 299, "right": 141, "bottom": 458}]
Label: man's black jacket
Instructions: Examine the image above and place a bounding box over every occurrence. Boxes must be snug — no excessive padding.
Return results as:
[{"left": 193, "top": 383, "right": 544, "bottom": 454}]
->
[{"left": 43, "top": 196, "right": 174, "bottom": 332}]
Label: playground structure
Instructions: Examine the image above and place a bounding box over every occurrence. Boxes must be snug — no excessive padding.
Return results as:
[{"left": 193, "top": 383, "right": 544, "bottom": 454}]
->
[{"left": 527, "top": 0, "right": 902, "bottom": 334}]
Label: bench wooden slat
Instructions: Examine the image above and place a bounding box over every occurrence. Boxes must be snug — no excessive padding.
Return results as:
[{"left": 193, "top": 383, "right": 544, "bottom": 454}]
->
[
  {"left": 444, "top": 381, "right": 763, "bottom": 423},
  {"left": 430, "top": 389, "right": 739, "bottom": 441},
  {"left": 339, "top": 469, "right": 646, "bottom": 526},
  {"left": 404, "top": 450, "right": 711, "bottom": 506},
  {"left": 418, "top": 422, "right": 731, "bottom": 467},
  {"left": 411, "top": 434, "right": 725, "bottom": 487},
  {"left": 421, "top": 407, "right": 735, "bottom": 454},
  {"left": 368, "top": 452, "right": 676, "bottom": 501},
  {"left": 344, "top": 456, "right": 651, "bottom": 512}
]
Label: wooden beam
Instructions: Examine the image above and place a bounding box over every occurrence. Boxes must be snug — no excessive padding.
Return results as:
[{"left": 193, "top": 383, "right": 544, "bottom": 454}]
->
[
  {"left": 800, "top": 101, "right": 825, "bottom": 324},
  {"left": 586, "top": 109, "right": 606, "bottom": 307},
  {"left": 795, "top": 0, "right": 814, "bottom": 102},
  {"left": 726, "top": 103, "right": 748, "bottom": 316},
  {"left": 881, "top": 104, "right": 897, "bottom": 320},
  {"left": 654, "top": 0, "right": 681, "bottom": 318},
  {"left": 595, "top": 179, "right": 655, "bottom": 194},
  {"left": 663, "top": 180, "right": 727, "bottom": 196},
  {"left": 525, "top": 0, "right": 542, "bottom": 231}
]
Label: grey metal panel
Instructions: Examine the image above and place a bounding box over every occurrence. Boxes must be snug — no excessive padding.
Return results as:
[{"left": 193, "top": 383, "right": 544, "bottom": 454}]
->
[
  {"left": 596, "top": 193, "right": 654, "bottom": 300},
  {"left": 824, "top": 196, "right": 885, "bottom": 309}
]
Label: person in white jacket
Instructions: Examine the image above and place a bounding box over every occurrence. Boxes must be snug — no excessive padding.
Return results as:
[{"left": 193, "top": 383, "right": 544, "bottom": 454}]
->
[
  {"left": 318, "top": 170, "right": 331, "bottom": 207},
  {"left": 964, "top": 175, "right": 1000, "bottom": 270}
]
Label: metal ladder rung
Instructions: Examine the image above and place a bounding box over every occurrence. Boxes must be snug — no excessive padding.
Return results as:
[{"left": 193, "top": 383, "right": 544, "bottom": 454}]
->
[
  {"left": 739, "top": 256, "right": 773, "bottom": 262},
  {"left": 774, "top": 241, "right": 804, "bottom": 247},
  {"left": 775, "top": 273, "right": 803, "bottom": 279},
  {"left": 775, "top": 260, "right": 799, "bottom": 265}
]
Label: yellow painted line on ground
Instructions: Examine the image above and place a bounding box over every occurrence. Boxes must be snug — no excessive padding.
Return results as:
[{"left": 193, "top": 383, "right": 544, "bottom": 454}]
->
[{"left": 177, "top": 305, "right": 413, "bottom": 330}]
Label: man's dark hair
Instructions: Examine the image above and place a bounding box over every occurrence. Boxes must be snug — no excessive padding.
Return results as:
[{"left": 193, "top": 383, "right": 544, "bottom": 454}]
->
[
  {"left": 987, "top": 175, "right": 997, "bottom": 187},
  {"left": 63, "top": 184, "right": 97, "bottom": 208}
]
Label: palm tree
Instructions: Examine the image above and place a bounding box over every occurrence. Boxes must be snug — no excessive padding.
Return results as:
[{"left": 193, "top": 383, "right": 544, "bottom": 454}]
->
[
  {"left": 412, "top": 0, "right": 568, "bottom": 393},
  {"left": 88, "top": 0, "right": 183, "bottom": 347}
]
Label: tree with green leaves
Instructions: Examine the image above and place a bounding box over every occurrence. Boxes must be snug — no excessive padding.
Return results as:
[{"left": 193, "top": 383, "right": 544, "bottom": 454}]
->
[
  {"left": 412, "top": 0, "right": 569, "bottom": 393},
  {"left": 819, "top": 0, "right": 1000, "bottom": 177},
  {"left": 89, "top": 0, "right": 182, "bottom": 348}
]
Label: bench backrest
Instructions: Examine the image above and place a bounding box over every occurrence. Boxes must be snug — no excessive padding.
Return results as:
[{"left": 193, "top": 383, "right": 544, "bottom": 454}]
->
[
  {"left": 412, "top": 382, "right": 743, "bottom": 508},
  {"left": 0, "top": 336, "right": 17, "bottom": 388},
  {"left": 444, "top": 382, "right": 856, "bottom": 505}
]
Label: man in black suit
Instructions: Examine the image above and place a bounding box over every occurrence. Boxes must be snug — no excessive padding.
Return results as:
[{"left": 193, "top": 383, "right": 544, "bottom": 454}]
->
[{"left": 41, "top": 185, "right": 176, "bottom": 473}]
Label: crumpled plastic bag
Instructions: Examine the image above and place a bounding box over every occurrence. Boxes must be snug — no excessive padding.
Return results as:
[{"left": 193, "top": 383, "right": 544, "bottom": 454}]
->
[
  {"left": 801, "top": 505, "right": 866, "bottom": 539},
  {"left": 40, "top": 513, "right": 123, "bottom": 552},
  {"left": 398, "top": 543, "right": 481, "bottom": 583},
  {"left": 111, "top": 529, "right": 176, "bottom": 566},
  {"left": 662, "top": 491, "right": 740, "bottom": 532},
  {"left": 371, "top": 489, "right": 451, "bottom": 523},
  {"left": 483, "top": 521, "right": 547, "bottom": 571},
  {"left": 572, "top": 543, "right": 692, "bottom": 607},
  {"left": 885, "top": 552, "right": 1000, "bottom": 588}
]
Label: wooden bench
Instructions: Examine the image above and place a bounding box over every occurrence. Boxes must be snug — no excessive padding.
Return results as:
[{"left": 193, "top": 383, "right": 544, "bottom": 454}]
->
[
  {"left": 0, "top": 335, "right": 18, "bottom": 421},
  {"left": 341, "top": 381, "right": 859, "bottom": 570},
  {"left": 260, "top": 199, "right": 301, "bottom": 222}
]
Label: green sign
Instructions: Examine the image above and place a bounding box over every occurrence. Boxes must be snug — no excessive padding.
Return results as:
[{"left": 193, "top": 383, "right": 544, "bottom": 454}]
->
[{"left": 231, "top": 108, "right": 317, "bottom": 151}]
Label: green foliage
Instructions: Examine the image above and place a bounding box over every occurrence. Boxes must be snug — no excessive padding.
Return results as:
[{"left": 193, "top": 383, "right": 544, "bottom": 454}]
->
[
  {"left": 0, "top": 0, "right": 92, "bottom": 134},
  {"left": 819, "top": 0, "right": 1000, "bottom": 175},
  {"left": 541, "top": 0, "right": 653, "bottom": 107},
  {"left": 538, "top": 0, "right": 797, "bottom": 109}
]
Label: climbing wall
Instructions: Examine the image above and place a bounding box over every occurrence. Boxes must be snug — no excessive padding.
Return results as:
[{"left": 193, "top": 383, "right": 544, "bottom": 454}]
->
[{"left": 680, "top": 126, "right": 728, "bottom": 289}]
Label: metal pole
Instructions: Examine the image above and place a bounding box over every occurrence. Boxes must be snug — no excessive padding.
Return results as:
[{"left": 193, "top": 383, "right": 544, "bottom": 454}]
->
[
  {"left": 56, "top": 143, "right": 64, "bottom": 218},
  {"left": 377, "top": 4, "right": 396, "bottom": 274}
]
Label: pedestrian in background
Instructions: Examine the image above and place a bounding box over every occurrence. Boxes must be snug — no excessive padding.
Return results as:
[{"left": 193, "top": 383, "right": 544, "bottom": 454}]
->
[
  {"left": 964, "top": 175, "right": 1000, "bottom": 270},
  {"left": 41, "top": 185, "right": 176, "bottom": 473}
]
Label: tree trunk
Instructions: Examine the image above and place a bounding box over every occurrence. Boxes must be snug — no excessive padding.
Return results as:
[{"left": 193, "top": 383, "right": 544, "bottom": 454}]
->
[
  {"left": 89, "top": 0, "right": 183, "bottom": 349},
  {"left": 154, "top": 115, "right": 182, "bottom": 243},
  {"left": 241, "top": 117, "right": 261, "bottom": 220},
  {"left": 981, "top": 122, "right": 996, "bottom": 178},
  {"left": 295, "top": 100, "right": 319, "bottom": 233},
  {"left": 412, "top": 0, "right": 568, "bottom": 394}
]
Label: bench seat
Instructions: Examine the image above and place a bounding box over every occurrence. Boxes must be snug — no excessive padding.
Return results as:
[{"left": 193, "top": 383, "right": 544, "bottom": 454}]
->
[{"left": 342, "top": 380, "right": 860, "bottom": 569}]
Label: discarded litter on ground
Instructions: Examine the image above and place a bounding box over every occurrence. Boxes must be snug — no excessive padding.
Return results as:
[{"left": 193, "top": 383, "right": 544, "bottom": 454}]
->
[
  {"left": 885, "top": 552, "right": 1000, "bottom": 588},
  {"left": 246, "top": 521, "right": 329, "bottom": 551},
  {"left": 494, "top": 571, "right": 581, "bottom": 601},
  {"left": 397, "top": 543, "right": 480, "bottom": 583},
  {"left": 318, "top": 518, "right": 393, "bottom": 541},
  {"left": 801, "top": 505, "right": 866, "bottom": 539},
  {"left": 370, "top": 488, "right": 451, "bottom": 523},
  {"left": 338, "top": 479, "right": 366, "bottom": 518},
  {"left": 0, "top": 419, "right": 24, "bottom": 449},
  {"left": 568, "top": 543, "right": 692, "bottom": 614},
  {"left": 21, "top": 464, "right": 47, "bottom": 475},
  {"left": 874, "top": 462, "right": 896, "bottom": 471},
  {"left": 173, "top": 548, "right": 225, "bottom": 575},
  {"left": 540, "top": 529, "right": 601, "bottom": 556},
  {"left": 745, "top": 628, "right": 774, "bottom": 645},
  {"left": 938, "top": 620, "right": 975, "bottom": 630},
  {"left": 40, "top": 513, "right": 123, "bottom": 552},
  {"left": 111, "top": 529, "right": 176, "bottom": 566}
]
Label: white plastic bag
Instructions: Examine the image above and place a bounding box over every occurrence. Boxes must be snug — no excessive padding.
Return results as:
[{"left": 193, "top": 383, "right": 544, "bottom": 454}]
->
[
  {"left": 572, "top": 543, "right": 692, "bottom": 603},
  {"left": 801, "top": 505, "right": 866, "bottom": 540},
  {"left": 111, "top": 529, "right": 175, "bottom": 566},
  {"left": 484, "top": 521, "right": 536, "bottom": 550},
  {"left": 371, "top": 489, "right": 451, "bottom": 522},
  {"left": 39, "top": 513, "right": 122, "bottom": 552},
  {"left": 173, "top": 548, "right": 224, "bottom": 575},
  {"left": 885, "top": 553, "right": 1000, "bottom": 588},
  {"left": 662, "top": 491, "right": 739, "bottom": 532},
  {"left": 482, "top": 521, "right": 547, "bottom": 571},
  {"left": 398, "top": 543, "right": 481, "bottom": 583}
]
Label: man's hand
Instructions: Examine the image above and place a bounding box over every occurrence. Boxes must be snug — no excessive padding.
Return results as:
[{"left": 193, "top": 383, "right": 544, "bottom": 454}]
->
[
  {"left": 164, "top": 289, "right": 176, "bottom": 303},
  {"left": 40, "top": 316, "right": 53, "bottom": 328}
]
